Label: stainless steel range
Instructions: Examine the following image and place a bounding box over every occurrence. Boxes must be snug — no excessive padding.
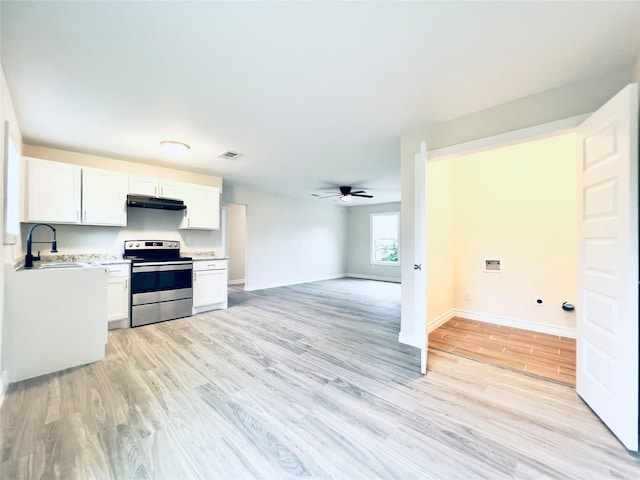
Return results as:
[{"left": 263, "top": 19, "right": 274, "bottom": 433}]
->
[{"left": 124, "top": 240, "right": 193, "bottom": 328}]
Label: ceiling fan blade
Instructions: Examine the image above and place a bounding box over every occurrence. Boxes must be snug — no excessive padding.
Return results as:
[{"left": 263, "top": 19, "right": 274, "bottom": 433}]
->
[
  {"left": 350, "top": 190, "right": 366, "bottom": 194},
  {"left": 316, "top": 194, "right": 341, "bottom": 199},
  {"left": 352, "top": 194, "right": 373, "bottom": 198}
]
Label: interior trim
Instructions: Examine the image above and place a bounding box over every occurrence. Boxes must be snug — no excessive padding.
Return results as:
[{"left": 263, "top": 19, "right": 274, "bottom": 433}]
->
[{"left": 427, "top": 113, "right": 590, "bottom": 162}]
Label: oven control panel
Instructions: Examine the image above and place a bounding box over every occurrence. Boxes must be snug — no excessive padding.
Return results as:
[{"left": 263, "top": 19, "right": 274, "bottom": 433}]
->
[{"left": 124, "top": 240, "right": 180, "bottom": 250}]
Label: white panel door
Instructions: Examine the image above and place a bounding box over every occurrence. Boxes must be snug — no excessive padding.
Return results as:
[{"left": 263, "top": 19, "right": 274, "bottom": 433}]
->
[
  {"left": 415, "top": 144, "right": 428, "bottom": 374},
  {"left": 576, "top": 83, "right": 638, "bottom": 451}
]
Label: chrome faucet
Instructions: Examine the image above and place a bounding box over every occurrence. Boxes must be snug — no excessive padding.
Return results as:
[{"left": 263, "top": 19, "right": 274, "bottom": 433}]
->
[{"left": 25, "top": 223, "right": 58, "bottom": 268}]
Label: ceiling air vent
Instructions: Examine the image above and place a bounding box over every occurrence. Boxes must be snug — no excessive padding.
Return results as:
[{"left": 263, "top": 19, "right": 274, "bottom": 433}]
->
[{"left": 218, "top": 150, "right": 242, "bottom": 160}]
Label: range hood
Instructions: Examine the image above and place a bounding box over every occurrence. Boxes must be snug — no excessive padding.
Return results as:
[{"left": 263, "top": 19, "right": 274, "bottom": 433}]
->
[{"left": 126, "top": 194, "right": 186, "bottom": 211}]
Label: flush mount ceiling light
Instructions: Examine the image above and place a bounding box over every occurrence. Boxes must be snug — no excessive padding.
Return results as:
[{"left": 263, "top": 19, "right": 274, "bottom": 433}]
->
[
  {"left": 160, "top": 140, "right": 190, "bottom": 155},
  {"left": 340, "top": 194, "right": 353, "bottom": 203}
]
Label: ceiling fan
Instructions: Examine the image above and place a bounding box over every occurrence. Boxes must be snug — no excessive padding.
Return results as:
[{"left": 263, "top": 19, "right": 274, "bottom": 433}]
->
[{"left": 312, "top": 186, "right": 373, "bottom": 202}]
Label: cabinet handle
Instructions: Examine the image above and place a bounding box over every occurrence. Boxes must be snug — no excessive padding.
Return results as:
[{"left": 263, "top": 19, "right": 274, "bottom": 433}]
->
[
  {"left": 193, "top": 272, "right": 196, "bottom": 282},
  {"left": 76, "top": 211, "right": 79, "bottom": 222},
  {"left": 125, "top": 279, "right": 128, "bottom": 289},
  {"left": 83, "top": 211, "right": 87, "bottom": 221},
  {"left": 160, "top": 187, "right": 163, "bottom": 196}
]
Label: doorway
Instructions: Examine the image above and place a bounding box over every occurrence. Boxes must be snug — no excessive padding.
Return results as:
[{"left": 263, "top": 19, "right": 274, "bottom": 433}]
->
[
  {"left": 415, "top": 83, "right": 639, "bottom": 451},
  {"left": 424, "top": 133, "right": 578, "bottom": 383},
  {"left": 224, "top": 203, "right": 247, "bottom": 289}
]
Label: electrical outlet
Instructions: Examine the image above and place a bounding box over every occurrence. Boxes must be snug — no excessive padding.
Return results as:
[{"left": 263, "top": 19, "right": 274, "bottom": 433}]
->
[
  {"left": 185, "top": 235, "right": 192, "bottom": 245},
  {"left": 464, "top": 291, "right": 471, "bottom": 301}
]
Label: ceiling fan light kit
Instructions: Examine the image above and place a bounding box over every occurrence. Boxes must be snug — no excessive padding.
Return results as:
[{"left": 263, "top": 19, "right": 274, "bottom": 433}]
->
[{"left": 314, "top": 186, "right": 374, "bottom": 201}]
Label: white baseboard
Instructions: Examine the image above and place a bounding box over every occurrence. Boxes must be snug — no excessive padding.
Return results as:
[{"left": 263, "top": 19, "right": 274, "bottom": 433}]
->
[
  {"left": 427, "top": 309, "right": 455, "bottom": 334},
  {"left": 245, "top": 273, "right": 347, "bottom": 292},
  {"left": 398, "top": 331, "right": 422, "bottom": 348},
  {"left": 347, "top": 273, "right": 401, "bottom": 283},
  {"left": 453, "top": 309, "right": 576, "bottom": 338},
  {"left": 228, "top": 279, "right": 245, "bottom": 286}
]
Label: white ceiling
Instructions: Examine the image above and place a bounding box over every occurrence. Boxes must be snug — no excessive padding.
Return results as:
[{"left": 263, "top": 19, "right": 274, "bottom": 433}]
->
[{"left": 2, "top": 1, "right": 639, "bottom": 205}]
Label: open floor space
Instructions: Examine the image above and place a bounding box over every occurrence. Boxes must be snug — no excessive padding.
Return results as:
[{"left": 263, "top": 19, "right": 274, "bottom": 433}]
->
[{"left": 1, "top": 279, "right": 639, "bottom": 479}]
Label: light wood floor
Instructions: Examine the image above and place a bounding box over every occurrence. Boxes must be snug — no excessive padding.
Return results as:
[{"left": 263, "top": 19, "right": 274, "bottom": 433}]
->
[
  {"left": 1, "top": 278, "right": 639, "bottom": 479},
  {"left": 429, "top": 317, "right": 576, "bottom": 386}
]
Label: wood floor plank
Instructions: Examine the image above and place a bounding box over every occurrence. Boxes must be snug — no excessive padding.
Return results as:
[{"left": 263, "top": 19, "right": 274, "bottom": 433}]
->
[
  {"left": 430, "top": 317, "right": 577, "bottom": 386},
  {"left": 1, "top": 279, "right": 639, "bottom": 479}
]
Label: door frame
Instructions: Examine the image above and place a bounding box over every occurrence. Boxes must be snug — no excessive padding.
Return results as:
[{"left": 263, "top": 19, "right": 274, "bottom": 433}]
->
[
  {"left": 415, "top": 144, "right": 428, "bottom": 374},
  {"left": 399, "top": 115, "right": 588, "bottom": 354}
]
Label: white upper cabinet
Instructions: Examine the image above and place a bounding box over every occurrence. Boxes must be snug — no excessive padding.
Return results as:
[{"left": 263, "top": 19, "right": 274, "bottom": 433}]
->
[
  {"left": 159, "top": 180, "right": 187, "bottom": 201},
  {"left": 128, "top": 175, "right": 158, "bottom": 196},
  {"left": 24, "top": 158, "right": 221, "bottom": 229},
  {"left": 82, "top": 167, "right": 128, "bottom": 226},
  {"left": 23, "top": 158, "right": 127, "bottom": 226},
  {"left": 23, "top": 157, "right": 81, "bottom": 224},
  {"left": 180, "top": 184, "right": 220, "bottom": 230},
  {"left": 128, "top": 175, "right": 188, "bottom": 200}
]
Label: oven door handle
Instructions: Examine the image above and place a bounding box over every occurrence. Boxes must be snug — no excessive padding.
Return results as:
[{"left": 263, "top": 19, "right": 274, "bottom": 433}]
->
[{"left": 133, "top": 263, "right": 193, "bottom": 273}]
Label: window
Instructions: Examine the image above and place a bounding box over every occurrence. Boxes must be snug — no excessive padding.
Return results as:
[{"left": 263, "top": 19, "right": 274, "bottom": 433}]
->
[{"left": 371, "top": 212, "right": 399, "bottom": 265}]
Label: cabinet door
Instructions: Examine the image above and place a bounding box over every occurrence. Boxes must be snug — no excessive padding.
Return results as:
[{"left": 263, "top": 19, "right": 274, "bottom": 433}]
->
[
  {"left": 129, "top": 175, "right": 158, "bottom": 196},
  {"left": 82, "top": 168, "right": 128, "bottom": 226},
  {"left": 24, "top": 157, "right": 81, "bottom": 223},
  {"left": 158, "top": 180, "right": 187, "bottom": 200},
  {"left": 193, "top": 269, "right": 227, "bottom": 307},
  {"left": 106, "top": 275, "right": 129, "bottom": 323},
  {"left": 181, "top": 185, "right": 220, "bottom": 230}
]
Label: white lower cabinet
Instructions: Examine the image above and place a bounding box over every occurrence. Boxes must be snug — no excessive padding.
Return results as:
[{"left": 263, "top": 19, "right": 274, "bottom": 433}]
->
[
  {"left": 105, "top": 263, "right": 130, "bottom": 328},
  {"left": 193, "top": 259, "right": 228, "bottom": 313},
  {"left": 4, "top": 264, "right": 107, "bottom": 383}
]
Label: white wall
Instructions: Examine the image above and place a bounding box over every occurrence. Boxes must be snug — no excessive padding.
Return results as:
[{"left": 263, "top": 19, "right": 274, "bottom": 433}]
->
[
  {"left": 222, "top": 184, "right": 347, "bottom": 290},
  {"left": 346, "top": 202, "right": 400, "bottom": 283},
  {"left": 0, "top": 65, "right": 23, "bottom": 403},
  {"left": 21, "top": 207, "right": 223, "bottom": 258},
  {"left": 399, "top": 67, "right": 636, "bottom": 346},
  {"left": 451, "top": 134, "right": 577, "bottom": 336},
  {"left": 22, "top": 145, "right": 223, "bottom": 190},
  {"left": 225, "top": 203, "right": 247, "bottom": 284},
  {"left": 426, "top": 161, "right": 454, "bottom": 329},
  {"left": 401, "top": 66, "right": 636, "bottom": 158}
]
